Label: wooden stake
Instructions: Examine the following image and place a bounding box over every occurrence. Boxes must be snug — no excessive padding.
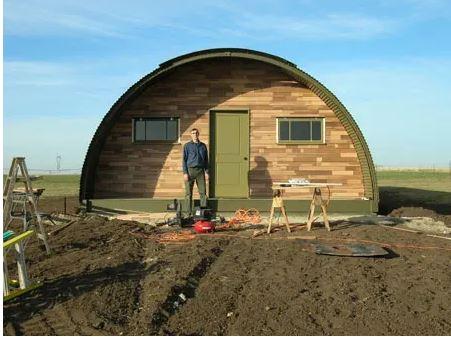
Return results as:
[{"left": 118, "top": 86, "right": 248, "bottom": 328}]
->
[
  {"left": 320, "top": 205, "right": 330, "bottom": 231},
  {"left": 267, "top": 206, "right": 275, "bottom": 234},
  {"left": 426, "top": 234, "right": 451, "bottom": 240},
  {"left": 47, "top": 220, "right": 76, "bottom": 236},
  {"left": 378, "top": 224, "right": 421, "bottom": 234},
  {"left": 281, "top": 206, "right": 291, "bottom": 233}
]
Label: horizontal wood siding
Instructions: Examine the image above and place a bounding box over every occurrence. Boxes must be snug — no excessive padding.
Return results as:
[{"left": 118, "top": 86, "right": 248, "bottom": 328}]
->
[{"left": 94, "top": 58, "right": 365, "bottom": 199}]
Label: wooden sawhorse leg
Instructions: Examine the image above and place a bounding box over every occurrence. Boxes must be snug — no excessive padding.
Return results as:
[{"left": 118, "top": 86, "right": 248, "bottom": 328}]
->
[
  {"left": 267, "top": 206, "right": 275, "bottom": 234},
  {"left": 267, "top": 189, "right": 291, "bottom": 234},
  {"left": 306, "top": 188, "right": 331, "bottom": 231}
]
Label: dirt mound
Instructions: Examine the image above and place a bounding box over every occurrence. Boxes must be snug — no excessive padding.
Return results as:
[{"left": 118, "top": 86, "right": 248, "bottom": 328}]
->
[
  {"left": 4, "top": 215, "right": 146, "bottom": 335},
  {"left": 389, "top": 207, "right": 451, "bottom": 227},
  {"left": 3, "top": 197, "right": 451, "bottom": 335}
]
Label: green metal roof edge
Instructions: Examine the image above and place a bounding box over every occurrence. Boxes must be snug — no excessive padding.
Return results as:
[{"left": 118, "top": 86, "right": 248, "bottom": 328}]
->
[{"left": 80, "top": 48, "right": 378, "bottom": 211}]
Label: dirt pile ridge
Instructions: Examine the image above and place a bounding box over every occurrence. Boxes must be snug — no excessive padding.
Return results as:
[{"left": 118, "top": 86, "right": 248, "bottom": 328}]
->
[
  {"left": 389, "top": 206, "right": 451, "bottom": 227},
  {"left": 3, "top": 199, "right": 451, "bottom": 335}
]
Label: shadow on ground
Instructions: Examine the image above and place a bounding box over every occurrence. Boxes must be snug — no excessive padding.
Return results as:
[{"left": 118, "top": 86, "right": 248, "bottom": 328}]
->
[{"left": 379, "top": 186, "right": 451, "bottom": 215}]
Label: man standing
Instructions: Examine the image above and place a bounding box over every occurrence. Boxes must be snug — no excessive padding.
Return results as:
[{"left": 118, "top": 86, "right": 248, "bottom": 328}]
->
[{"left": 183, "top": 128, "right": 209, "bottom": 215}]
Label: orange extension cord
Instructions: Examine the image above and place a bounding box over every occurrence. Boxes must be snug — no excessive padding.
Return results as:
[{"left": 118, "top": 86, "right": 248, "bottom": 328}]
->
[
  {"left": 129, "top": 208, "right": 451, "bottom": 251},
  {"left": 155, "top": 230, "right": 196, "bottom": 244},
  {"left": 130, "top": 209, "right": 262, "bottom": 243},
  {"left": 216, "top": 208, "right": 262, "bottom": 230},
  {"left": 155, "top": 209, "right": 262, "bottom": 242},
  {"left": 149, "top": 231, "right": 451, "bottom": 251}
]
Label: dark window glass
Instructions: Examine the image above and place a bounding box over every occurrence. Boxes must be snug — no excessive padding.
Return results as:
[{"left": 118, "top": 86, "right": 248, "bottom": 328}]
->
[
  {"left": 279, "top": 121, "right": 290, "bottom": 140},
  {"left": 134, "top": 117, "right": 179, "bottom": 141},
  {"left": 146, "top": 120, "right": 166, "bottom": 140},
  {"left": 278, "top": 118, "right": 323, "bottom": 142},
  {"left": 311, "top": 121, "right": 322, "bottom": 140},
  {"left": 135, "top": 120, "right": 146, "bottom": 141},
  {"left": 291, "top": 121, "right": 310, "bottom": 140},
  {"left": 166, "top": 119, "right": 178, "bottom": 140}
]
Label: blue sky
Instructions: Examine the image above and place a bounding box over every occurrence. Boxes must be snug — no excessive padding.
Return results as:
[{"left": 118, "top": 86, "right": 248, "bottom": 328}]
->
[{"left": 3, "top": 0, "right": 451, "bottom": 170}]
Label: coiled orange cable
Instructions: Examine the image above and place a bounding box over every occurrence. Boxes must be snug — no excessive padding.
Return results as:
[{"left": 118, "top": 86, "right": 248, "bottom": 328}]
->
[{"left": 217, "top": 208, "right": 262, "bottom": 230}]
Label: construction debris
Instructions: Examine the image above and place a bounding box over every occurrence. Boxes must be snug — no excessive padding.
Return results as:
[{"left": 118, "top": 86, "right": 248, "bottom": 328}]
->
[
  {"left": 378, "top": 224, "right": 422, "bottom": 234},
  {"left": 47, "top": 220, "right": 77, "bottom": 236},
  {"left": 312, "top": 242, "right": 389, "bottom": 257},
  {"left": 426, "top": 234, "right": 451, "bottom": 241}
]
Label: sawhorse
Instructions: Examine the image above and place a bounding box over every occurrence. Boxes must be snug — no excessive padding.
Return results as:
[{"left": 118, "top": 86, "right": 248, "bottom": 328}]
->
[
  {"left": 267, "top": 189, "right": 291, "bottom": 234},
  {"left": 306, "top": 187, "right": 331, "bottom": 231}
]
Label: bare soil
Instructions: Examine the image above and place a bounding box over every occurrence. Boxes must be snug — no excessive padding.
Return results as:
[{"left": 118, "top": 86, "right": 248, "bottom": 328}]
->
[
  {"left": 389, "top": 207, "right": 451, "bottom": 227},
  {"left": 3, "top": 197, "right": 451, "bottom": 335}
]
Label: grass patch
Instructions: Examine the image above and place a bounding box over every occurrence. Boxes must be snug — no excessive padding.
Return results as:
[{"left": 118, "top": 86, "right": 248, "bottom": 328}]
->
[
  {"left": 3, "top": 174, "right": 80, "bottom": 197},
  {"left": 4, "top": 171, "right": 450, "bottom": 198},
  {"left": 377, "top": 170, "right": 451, "bottom": 192}
]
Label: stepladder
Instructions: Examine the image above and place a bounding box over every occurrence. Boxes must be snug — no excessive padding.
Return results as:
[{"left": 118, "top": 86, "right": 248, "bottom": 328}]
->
[
  {"left": 306, "top": 187, "right": 331, "bottom": 231},
  {"left": 267, "top": 189, "right": 291, "bottom": 234},
  {"left": 3, "top": 157, "right": 51, "bottom": 254},
  {"left": 3, "top": 230, "right": 42, "bottom": 301}
]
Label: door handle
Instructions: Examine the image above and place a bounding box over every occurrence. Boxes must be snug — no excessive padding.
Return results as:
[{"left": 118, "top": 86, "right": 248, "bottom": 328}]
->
[{"left": 243, "top": 157, "right": 248, "bottom": 160}]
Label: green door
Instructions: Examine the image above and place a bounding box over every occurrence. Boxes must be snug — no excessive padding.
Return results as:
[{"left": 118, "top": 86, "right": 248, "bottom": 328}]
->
[{"left": 210, "top": 111, "right": 249, "bottom": 198}]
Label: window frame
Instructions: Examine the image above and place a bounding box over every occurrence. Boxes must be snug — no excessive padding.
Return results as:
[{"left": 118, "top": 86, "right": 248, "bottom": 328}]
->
[
  {"left": 131, "top": 117, "right": 181, "bottom": 144},
  {"left": 276, "top": 117, "right": 325, "bottom": 144}
]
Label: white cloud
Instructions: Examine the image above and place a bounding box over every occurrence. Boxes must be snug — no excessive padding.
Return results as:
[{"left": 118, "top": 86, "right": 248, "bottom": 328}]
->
[
  {"left": 2, "top": 0, "right": 419, "bottom": 41},
  {"left": 236, "top": 13, "right": 398, "bottom": 40},
  {"left": 3, "top": 0, "right": 220, "bottom": 38},
  {"left": 4, "top": 0, "right": 128, "bottom": 38}
]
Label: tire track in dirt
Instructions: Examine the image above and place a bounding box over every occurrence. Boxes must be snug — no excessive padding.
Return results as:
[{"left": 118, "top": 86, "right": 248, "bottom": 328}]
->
[
  {"left": 161, "top": 238, "right": 259, "bottom": 335},
  {"left": 127, "top": 237, "right": 231, "bottom": 335},
  {"left": 149, "top": 246, "right": 225, "bottom": 334}
]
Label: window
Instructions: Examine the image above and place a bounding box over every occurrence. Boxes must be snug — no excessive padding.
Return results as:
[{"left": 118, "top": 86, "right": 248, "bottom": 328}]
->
[
  {"left": 277, "top": 118, "right": 324, "bottom": 143},
  {"left": 133, "top": 117, "right": 179, "bottom": 142}
]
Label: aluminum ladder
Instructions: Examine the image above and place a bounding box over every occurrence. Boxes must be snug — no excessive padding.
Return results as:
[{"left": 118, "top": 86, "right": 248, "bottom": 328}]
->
[{"left": 3, "top": 157, "right": 51, "bottom": 254}]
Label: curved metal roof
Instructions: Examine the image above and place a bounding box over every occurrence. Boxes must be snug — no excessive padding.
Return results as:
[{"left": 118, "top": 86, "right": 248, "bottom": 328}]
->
[{"left": 79, "top": 48, "right": 378, "bottom": 210}]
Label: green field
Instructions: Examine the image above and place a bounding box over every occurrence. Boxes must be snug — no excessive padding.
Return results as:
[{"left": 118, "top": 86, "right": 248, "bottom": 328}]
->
[
  {"left": 4, "top": 171, "right": 451, "bottom": 198},
  {"left": 3, "top": 174, "right": 80, "bottom": 197},
  {"left": 376, "top": 170, "right": 451, "bottom": 214},
  {"left": 377, "top": 170, "right": 451, "bottom": 192}
]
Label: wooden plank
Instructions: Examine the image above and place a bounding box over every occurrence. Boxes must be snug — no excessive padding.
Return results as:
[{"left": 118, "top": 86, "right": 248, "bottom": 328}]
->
[
  {"left": 272, "top": 183, "right": 343, "bottom": 187},
  {"left": 426, "top": 234, "right": 451, "bottom": 241},
  {"left": 47, "top": 220, "right": 77, "bottom": 236},
  {"left": 378, "top": 224, "right": 421, "bottom": 234}
]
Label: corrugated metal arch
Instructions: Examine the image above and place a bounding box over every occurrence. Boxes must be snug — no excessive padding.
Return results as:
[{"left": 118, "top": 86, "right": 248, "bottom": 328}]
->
[{"left": 79, "top": 48, "right": 378, "bottom": 211}]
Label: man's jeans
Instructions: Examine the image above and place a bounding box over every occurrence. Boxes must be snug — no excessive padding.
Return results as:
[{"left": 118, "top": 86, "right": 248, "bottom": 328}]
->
[{"left": 184, "top": 167, "right": 207, "bottom": 215}]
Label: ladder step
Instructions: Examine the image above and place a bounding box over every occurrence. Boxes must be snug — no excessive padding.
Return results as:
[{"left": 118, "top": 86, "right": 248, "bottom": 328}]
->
[{"left": 3, "top": 157, "right": 51, "bottom": 253}]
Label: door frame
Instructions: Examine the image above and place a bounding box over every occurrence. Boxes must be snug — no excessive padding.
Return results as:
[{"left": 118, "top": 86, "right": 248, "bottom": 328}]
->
[{"left": 209, "top": 108, "right": 250, "bottom": 199}]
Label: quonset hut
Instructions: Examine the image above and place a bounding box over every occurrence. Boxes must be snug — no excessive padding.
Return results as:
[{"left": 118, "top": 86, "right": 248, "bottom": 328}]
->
[{"left": 80, "top": 48, "right": 378, "bottom": 213}]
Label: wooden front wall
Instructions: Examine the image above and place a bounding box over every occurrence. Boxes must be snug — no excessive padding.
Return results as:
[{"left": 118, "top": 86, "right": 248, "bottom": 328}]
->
[{"left": 94, "top": 58, "right": 365, "bottom": 199}]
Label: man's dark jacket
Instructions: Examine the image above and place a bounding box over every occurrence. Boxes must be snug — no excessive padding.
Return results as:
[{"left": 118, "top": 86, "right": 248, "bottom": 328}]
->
[{"left": 182, "top": 141, "right": 209, "bottom": 174}]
